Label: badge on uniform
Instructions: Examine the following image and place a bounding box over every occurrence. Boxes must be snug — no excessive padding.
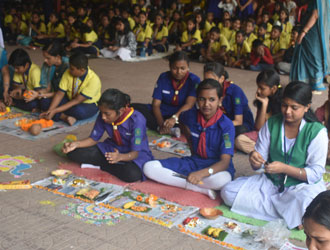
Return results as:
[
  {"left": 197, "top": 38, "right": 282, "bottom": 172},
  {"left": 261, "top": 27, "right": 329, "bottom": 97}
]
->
[
  {"left": 235, "top": 97, "right": 241, "bottom": 105},
  {"left": 135, "top": 128, "right": 141, "bottom": 136},
  {"left": 135, "top": 138, "right": 141, "bottom": 145},
  {"left": 223, "top": 133, "right": 232, "bottom": 149}
]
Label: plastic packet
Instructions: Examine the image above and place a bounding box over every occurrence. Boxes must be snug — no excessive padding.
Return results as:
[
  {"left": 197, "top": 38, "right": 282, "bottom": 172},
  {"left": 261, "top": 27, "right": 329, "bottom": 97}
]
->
[{"left": 254, "top": 219, "right": 291, "bottom": 249}]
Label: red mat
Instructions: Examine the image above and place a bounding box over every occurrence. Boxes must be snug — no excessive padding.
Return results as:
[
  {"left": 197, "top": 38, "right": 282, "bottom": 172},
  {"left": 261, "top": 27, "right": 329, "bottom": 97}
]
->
[{"left": 58, "top": 163, "right": 222, "bottom": 208}]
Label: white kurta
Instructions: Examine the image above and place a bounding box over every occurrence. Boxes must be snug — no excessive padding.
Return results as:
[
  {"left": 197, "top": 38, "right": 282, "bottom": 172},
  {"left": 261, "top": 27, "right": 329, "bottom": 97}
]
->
[{"left": 221, "top": 119, "right": 327, "bottom": 229}]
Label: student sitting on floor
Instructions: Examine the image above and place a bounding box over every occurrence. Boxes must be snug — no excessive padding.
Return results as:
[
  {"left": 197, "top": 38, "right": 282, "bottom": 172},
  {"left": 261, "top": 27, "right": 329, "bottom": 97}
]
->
[
  {"left": 8, "top": 48, "right": 41, "bottom": 112},
  {"left": 0, "top": 46, "right": 13, "bottom": 111},
  {"left": 39, "top": 52, "right": 101, "bottom": 126},
  {"left": 62, "top": 89, "right": 153, "bottom": 183},
  {"left": 221, "top": 81, "right": 327, "bottom": 230},
  {"left": 100, "top": 18, "right": 137, "bottom": 61},
  {"left": 263, "top": 25, "right": 288, "bottom": 64},
  {"left": 204, "top": 62, "right": 254, "bottom": 137},
  {"left": 38, "top": 41, "right": 69, "bottom": 99},
  {"left": 200, "top": 26, "right": 230, "bottom": 64},
  {"left": 144, "top": 79, "right": 235, "bottom": 199},
  {"left": 226, "top": 30, "right": 251, "bottom": 68},
  {"left": 248, "top": 39, "right": 274, "bottom": 71},
  {"left": 151, "top": 13, "right": 169, "bottom": 53},
  {"left": 133, "top": 11, "right": 152, "bottom": 57},
  {"left": 235, "top": 70, "right": 282, "bottom": 153},
  {"left": 175, "top": 16, "right": 202, "bottom": 60},
  {"left": 131, "top": 51, "right": 200, "bottom": 137}
]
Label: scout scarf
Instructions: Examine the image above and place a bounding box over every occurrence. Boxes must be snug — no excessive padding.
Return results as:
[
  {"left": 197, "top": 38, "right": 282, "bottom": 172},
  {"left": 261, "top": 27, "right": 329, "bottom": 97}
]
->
[
  {"left": 197, "top": 108, "right": 223, "bottom": 158},
  {"left": 171, "top": 72, "right": 189, "bottom": 106},
  {"left": 219, "top": 80, "right": 231, "bottom": 113},
  {"left": 112, "top": 107, "right": 134, "bottom": 146}
]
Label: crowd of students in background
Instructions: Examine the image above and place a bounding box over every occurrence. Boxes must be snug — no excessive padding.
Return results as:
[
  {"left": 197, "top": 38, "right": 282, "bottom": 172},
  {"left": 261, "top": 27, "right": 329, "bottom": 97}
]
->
[{"left": 1, "top": 0, "right": 304, "bottom": 73}]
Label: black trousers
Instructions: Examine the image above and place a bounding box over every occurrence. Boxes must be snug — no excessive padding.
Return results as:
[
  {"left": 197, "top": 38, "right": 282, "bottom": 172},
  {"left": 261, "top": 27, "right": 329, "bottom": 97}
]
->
[{"left": 67, "top": 145, "right": 142, "bottom": 183}]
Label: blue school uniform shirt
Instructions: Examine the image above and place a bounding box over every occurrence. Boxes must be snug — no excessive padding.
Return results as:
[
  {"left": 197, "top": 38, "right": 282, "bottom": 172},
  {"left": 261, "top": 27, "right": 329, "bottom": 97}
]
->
[
  {"left": 222, "top": 83, "right": 254, "bottom": 131},
  {"left": 160, "top": 107, "right": 235, "bottom": 178},
  {"left": 89, "top": 110, "right": 154, "bottom": 180},
  {"left": 151, "top": 71, "right": 200, "bottom": 117}
]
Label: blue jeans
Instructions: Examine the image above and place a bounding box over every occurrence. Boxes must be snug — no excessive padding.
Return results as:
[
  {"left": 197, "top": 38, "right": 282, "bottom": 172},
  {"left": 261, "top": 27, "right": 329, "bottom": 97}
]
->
[{"left": 250, "top": 63, "right": 274, "bottom": 71}]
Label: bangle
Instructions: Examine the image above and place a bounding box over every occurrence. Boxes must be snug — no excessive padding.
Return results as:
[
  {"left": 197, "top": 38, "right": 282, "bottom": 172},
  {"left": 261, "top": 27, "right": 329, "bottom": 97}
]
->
[
  {"left": 302, "top": 30, "right": 307, "bottom": 34},
  {"left": 172, "top": 114, "right": 179, "bottom": 124},
  {"left": 299, "top": 169, "right": 303, "bottom": 175}
]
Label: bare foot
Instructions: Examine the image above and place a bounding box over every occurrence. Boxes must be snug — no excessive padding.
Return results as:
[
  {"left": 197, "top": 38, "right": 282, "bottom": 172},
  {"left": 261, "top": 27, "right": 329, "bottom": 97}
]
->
[
  {"left": 65, "top": 116, "right": 76, "bottom": 126},
  {"left": 312, "top": 90, "right": 323, "bottom": 95},
  {"left": 297, "top": 224, "right": 304, "bottom": 230}
]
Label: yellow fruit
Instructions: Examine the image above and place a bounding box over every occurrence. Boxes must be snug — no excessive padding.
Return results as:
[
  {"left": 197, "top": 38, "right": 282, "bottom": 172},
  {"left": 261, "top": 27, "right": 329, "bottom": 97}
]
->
[
  {"left": 207, "top": 227, "right": 215, "bottom": 235},
  {"left": 123, "top": 201, "right": 136, "bottom": 209}
]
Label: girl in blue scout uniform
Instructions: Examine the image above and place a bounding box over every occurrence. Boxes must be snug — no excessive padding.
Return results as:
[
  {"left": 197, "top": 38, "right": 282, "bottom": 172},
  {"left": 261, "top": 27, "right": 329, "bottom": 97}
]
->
[
  {"left": 62, "top": 89, "right": 153, "bottom": 183},
  {"left": 39, "top": 52, "right": 101, "bottom": 126},
  {"left": 0, "top": 47, "right": 13, "bottom": 111},
  {"left": 221, "top": 81, "right": 327, "bottom": 229},
  {"left": 8, "top": 48, "right": 41, "bottom": 111},
  {"left": 131, "top": 51, "right": 200, "bottom": 136},
  {"left": 39, "top": 41, "right": 69, "bottom": 100},
  {"left": 144, "top": 79, "right": 235, "bottom": 199},
  {"left": 203, "top": 62, "right": 254, "bottom": 136}
]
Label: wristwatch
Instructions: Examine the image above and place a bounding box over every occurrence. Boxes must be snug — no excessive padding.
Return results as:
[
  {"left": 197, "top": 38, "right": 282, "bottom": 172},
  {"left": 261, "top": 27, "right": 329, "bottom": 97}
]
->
[
  {"left": 208, "top": 168, "right": 214, "bottom": 175},
  {"left": 172, "top": 114, "right": 179, "bottom": 124}
]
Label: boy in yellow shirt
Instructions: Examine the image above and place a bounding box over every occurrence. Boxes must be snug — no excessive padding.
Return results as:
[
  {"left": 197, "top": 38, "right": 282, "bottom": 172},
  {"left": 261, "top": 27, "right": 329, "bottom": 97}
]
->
[
  {"left": 263, "top": 25, "right": 288, "bottom": 63},
  {"left": 200, "top": 27, "right": 229, "bottom": 63},
  {"left": 40, "top": 53, "right": 101, "bottom": 126},
  {"left": 244, "top": 19, "right": 257, "bottom": 49},
  {"left": 227, "top": 30, "right": 251, "bottom": 68},
  {"left": 8, "top": 48, "right": 41, "bottom": 111}
]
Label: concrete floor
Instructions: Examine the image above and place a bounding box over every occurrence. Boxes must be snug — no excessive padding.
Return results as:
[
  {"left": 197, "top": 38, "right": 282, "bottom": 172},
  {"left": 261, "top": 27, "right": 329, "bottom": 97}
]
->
[{"left": 0, "top": 45, "right": 327, "bottom": 250}]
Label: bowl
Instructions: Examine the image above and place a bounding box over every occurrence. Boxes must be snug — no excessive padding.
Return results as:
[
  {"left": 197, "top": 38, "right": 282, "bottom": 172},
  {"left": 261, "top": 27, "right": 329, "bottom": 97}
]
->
[
  {"left": 199, "top": 208, "right": 223, "bottom": 220},
  {"left": 51, "top": 169, "right": 72, "bottom": 179}
]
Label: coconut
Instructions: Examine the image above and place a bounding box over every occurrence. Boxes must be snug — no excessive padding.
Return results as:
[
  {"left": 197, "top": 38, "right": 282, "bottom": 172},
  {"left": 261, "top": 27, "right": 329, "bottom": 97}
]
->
[{"left": 29, "top": 123, "right": 42, "bottom": 136}]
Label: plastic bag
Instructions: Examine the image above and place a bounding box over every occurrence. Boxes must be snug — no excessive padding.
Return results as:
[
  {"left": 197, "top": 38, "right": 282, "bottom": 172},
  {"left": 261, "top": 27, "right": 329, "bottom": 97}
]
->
[{"left": 254, "top": 219, "right": 291, "bottom": 249}]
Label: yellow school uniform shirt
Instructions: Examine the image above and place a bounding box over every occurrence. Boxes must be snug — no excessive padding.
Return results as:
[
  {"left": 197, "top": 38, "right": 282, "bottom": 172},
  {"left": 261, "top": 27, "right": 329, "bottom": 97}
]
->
[
  {"left": 35, "top": 22, "right": 47, "bottom": 34},
  {"left": 47, "top": 22, "right": 65, "bottom": 38},
  {"left": 152, "top": 25, "right": 168, "bottom": 41},
  {"left": 128, "top": 17, "right": 135, "bottom": 30},
  {"left": 281, "top": 21, "right": 293, "bottom": 46},
  {"left": 181, "top": 29, "right": 202, "bottom": 45},
  {"left": 4, "top": 14, "right": 13, "bottom": 27},
  {"left": 229, "top": 30, "right": 237, "bottom": 47},
  {"left": 83, "top": 30, "right": 98, "bottom": 43},
  {"left": 203, "top": 20, "right": 215, "bottom": 37},
  {"left": 263, "top": 37, "right": 288, "bottom": 55},
  {"left": 15, "top": 21, "right": 28, "bottom": 35},
  {"left": 230, "top": 41, "right": 251, "bottom": 58},
  {"left": 258, "top": 33, "right": 270, "bottom": 42},
  {"left": 13, "top": 63, "right": 41, "bottom": 90},
  {"left": 211, "top": 34, "right": 230, "bottom": 53},
  {"left": 59, "top": 67, "right": 101, "bottom": 104},
  {"left": 220, "top": 27, "right": 233, "bottom": 43},
  {"left": 134, "top": 24, "right": 152, "bottom": 42},
  {"left": 245, "top": 32, "right": 257, "bottom": 49}
]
